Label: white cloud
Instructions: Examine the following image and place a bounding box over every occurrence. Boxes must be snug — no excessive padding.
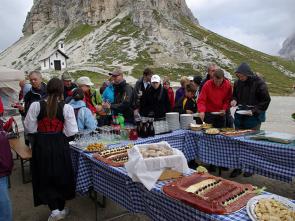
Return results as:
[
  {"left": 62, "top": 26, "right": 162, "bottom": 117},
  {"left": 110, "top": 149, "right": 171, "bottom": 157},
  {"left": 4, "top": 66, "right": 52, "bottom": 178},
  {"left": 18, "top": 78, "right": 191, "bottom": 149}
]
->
[
  {"left": 0, "top": 0, "right": 33, "bottom": 52},
  {"left": 186, "top": 0, "right": 295, "bottom": 55}
]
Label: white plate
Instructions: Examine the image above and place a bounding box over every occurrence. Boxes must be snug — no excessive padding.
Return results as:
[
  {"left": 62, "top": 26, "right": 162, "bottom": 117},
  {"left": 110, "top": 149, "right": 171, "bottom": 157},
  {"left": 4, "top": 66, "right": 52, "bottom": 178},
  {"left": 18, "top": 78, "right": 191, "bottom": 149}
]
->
[
  {"left": 246, "top": 194, "right": 295, "bottom": 221},
  {"left": 210, "top": 112, "right": 222, "bottom": 115},
  {"left": 236, "top": 110, "right": 252, "bottom": 115}
]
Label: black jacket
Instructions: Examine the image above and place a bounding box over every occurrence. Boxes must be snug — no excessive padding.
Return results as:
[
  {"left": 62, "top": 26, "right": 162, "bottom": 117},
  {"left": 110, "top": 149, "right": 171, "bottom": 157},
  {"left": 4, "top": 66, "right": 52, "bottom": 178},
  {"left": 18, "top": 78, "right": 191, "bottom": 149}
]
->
[
  {"left": 233, "top": 76, "right": 271, "bottom": 115},
  {"left": 134, "top": 77, "right": 151, "bottom": 109},
  {"left": 111, "top": 80, "right": 134, "bottom": 122},
  {"left": 174, "top": 96, "right": 197, "bottom": 114},
  {"left": 141, "top": 85, "right": 171, "bottom": 119},
  {"left": 23, "top": 82, "right": 47, "bottom": 116},
  {"left": 198, "top": 74, "right": 210, "bottom": 93},
  {"left": 64, "top": 83, "right": 77, "bottom": 101}
]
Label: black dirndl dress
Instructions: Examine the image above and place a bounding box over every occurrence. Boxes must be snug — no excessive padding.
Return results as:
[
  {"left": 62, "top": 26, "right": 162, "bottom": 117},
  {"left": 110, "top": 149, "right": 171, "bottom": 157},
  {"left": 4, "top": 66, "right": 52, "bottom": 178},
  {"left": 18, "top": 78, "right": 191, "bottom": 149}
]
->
[{"left": 31, "top": 101, "right": 75, "bottom": 207}]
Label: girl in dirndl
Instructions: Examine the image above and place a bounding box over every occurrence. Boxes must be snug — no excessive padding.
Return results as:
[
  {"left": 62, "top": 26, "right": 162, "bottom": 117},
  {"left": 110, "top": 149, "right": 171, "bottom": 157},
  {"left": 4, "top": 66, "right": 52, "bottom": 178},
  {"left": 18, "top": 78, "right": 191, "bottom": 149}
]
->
[{"left": 25, "top": 78, "right": 78, "bottom": 221}]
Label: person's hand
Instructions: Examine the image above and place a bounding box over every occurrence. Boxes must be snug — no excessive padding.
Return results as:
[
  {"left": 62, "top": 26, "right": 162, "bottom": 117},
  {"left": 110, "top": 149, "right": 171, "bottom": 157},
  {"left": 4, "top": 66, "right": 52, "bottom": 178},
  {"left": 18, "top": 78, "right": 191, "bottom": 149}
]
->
[
  {"left": 220, "top": 110, "right": 226, "bottom": 116},
  {"left": 231, "top": 100, "right": 237, "bottom": 107},
  {"left": 96, "top": 105, "right": 103, "bottom": 113},
  {"left": 18, "top": 105, "right": 24, "bottom": 112},
  {"left": 186, "top": 110, "right": 193, "bottom": 114},
  {"left": 199, "top": 112, "right": 205, "bottom": 122},
  {"left": 102, "top": 102, "right": 110, "bottom": 109}
]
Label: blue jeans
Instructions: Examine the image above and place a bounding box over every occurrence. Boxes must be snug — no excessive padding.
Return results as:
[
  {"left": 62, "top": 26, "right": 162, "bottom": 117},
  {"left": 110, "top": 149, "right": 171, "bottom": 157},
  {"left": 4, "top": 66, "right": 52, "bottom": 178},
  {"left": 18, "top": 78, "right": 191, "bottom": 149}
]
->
[{"left": 0, "top": 176, "right": 12, "bottom": 221}]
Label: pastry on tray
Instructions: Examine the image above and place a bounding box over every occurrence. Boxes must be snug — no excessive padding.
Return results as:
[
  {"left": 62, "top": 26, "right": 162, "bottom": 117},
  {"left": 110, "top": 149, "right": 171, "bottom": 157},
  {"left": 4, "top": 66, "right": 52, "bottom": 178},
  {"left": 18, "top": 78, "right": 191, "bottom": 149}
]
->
[
  {"left": 93, "top": 144, "right": 133, "bottom": 167},
  {"left": 163, "top": 172, "right": 256, "bottom": 214}
]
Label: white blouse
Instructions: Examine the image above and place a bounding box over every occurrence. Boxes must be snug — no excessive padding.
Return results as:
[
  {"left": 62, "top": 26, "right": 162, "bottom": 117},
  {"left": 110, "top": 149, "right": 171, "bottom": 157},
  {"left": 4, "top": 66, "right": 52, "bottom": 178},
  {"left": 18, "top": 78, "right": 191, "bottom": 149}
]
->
[{"left": 24, "top": 101, "right": 78, "bottom": 137}]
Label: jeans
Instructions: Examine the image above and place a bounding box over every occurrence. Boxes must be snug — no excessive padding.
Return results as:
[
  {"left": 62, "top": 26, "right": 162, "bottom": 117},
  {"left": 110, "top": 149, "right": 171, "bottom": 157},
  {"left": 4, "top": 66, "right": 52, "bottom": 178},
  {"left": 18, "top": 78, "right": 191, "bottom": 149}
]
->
[{"left": 0, "top": 176, "right": 12, "bottom": 221}]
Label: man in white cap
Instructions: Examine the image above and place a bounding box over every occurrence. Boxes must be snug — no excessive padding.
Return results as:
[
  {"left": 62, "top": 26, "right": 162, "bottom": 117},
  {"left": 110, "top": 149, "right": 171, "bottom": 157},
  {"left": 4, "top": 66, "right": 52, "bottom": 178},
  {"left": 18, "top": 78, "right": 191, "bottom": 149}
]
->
[
  {"left": 76, "top": 76, "right": 102, "bottom": 117},
  {"left": 140, "top": 74, "right": 171, "bottom": 119},
  {"left": 102, "top": 68, "right": 135, "bottom": 123}
]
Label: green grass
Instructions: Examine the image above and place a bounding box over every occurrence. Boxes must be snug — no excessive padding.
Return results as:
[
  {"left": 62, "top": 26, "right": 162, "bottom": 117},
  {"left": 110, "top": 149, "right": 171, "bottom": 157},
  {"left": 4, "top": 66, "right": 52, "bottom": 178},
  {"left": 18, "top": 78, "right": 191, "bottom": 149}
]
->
[
  {"left": 65, "top": 24, "right": 95, "bottom": 42},
  {"left": 107, "top": 15, "right": 140, "bottom": 38},
  {"left": 70, "top": 70, "right": 108, "bottom": 86},
  {"left": 128, "top": 50, "right": 154, "bottom": 78},
  {"left": 50, "top": 28, "right": 65, "bottom": 41}
]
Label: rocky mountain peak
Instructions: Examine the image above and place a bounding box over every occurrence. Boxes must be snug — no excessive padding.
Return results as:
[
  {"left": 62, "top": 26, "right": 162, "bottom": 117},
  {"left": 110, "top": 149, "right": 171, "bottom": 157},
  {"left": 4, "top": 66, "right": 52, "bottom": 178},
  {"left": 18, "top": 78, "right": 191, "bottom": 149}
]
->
[
  {"left": 23, "top": 0, "right": 198, "bottom": 35},
  {"left": 279, "top": 33, "right": 295, "bottom": 61}
]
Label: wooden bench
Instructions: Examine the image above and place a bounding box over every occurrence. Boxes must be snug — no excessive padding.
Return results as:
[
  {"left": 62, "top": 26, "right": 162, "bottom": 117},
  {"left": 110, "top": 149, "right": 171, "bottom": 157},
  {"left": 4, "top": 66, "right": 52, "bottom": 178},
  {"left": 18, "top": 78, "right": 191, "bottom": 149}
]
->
[{"left": 9, "top": 138, "right": 32, "bottom": 184}]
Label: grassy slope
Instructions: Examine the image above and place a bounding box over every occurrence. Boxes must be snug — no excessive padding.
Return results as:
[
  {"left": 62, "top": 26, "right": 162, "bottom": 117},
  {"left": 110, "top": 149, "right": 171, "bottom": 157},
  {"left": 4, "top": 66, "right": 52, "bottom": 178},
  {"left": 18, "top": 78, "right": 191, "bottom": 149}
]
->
[
  {"left": 71, "top": 70, "right": 109, "bottom": 86},
  {"left": 179, "top": 17, "right": 295, "bottom": 95}
]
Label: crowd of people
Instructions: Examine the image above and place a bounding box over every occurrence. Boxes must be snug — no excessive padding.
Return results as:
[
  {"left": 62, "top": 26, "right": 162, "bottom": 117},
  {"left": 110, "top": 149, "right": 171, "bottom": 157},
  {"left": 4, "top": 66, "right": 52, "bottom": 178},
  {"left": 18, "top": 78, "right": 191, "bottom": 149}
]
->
[{"left": 0, "top": 62, "right": 271, "bottom": 221}]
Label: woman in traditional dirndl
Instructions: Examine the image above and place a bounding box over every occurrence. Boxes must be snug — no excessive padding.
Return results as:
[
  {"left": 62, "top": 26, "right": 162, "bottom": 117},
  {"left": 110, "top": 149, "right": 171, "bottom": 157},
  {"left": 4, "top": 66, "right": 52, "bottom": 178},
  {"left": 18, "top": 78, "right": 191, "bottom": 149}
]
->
[{"left": 25, "top": 78, "right": 78, "bottom": 221}]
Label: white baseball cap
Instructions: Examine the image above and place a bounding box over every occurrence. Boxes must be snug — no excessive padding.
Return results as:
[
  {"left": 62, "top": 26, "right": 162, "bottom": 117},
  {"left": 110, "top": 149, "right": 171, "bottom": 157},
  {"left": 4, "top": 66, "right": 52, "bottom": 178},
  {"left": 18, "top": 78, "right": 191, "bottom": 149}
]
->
[
  {"left": 76, "top": 76, "right": 94, "bottom": 86},
  {"left": 151, "top": 74, "right": 161, "bottom": 83}
]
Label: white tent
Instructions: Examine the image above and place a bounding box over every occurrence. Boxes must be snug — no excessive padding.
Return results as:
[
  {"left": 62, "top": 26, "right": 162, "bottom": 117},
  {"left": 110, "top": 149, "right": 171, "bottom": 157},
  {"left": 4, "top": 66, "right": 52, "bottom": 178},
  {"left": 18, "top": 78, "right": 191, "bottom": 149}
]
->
[{"left": 0, "top": 66, "right": 25, "bottom": 108}]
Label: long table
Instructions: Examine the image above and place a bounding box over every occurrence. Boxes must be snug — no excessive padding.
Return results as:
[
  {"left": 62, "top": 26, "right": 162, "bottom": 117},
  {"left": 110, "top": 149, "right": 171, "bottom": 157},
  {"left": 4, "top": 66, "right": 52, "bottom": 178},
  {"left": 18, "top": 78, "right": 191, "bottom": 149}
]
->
[{"left": 70, "top": 129, "right": 295, "bottom": 220}]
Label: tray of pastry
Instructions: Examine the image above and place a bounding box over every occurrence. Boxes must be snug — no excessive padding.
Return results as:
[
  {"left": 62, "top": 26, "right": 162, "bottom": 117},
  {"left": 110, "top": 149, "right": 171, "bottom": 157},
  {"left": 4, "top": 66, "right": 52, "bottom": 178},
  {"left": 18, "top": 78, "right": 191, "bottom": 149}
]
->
[
  {"left": 92, "top": 144, "right": 133, "bottom": 167},
  {"left": 163, "top": 172, "right": 256, "bottom": 214}
]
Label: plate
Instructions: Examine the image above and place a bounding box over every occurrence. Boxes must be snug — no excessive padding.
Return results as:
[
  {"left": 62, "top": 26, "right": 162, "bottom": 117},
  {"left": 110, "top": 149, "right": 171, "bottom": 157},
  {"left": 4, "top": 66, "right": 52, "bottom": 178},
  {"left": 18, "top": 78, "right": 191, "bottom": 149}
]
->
[
  {"left": 236, "top": 110, "right": 252, "bottom": 115},
  {"left": 246, "top": 194, "right": 295, "bottom": 221},
  {"left": 210, "top": 112, "right": 222, "bottom": 115},
  {"left": 205, "top": 128, "right": 220, "bottom": 135}
]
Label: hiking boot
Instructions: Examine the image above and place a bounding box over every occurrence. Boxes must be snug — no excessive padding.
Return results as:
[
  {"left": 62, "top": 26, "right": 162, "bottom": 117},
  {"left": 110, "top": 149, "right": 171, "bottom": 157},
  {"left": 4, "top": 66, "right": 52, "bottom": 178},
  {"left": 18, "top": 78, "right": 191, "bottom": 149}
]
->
[
  {"left": 48, "top": 210, "right": 63, "bottom": 221},
  {"left": 243, "top": 172, "right": 253, "bottom": 177},
  {"left": 230, "top": 169, "right": 242, "bottom": 178}
]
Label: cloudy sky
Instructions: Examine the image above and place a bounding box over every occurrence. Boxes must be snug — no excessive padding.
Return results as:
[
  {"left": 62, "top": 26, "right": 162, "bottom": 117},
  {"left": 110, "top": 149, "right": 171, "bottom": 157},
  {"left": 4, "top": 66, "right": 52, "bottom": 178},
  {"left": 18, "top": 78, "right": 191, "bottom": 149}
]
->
[
  {"left": 186, "top": 0, "right": 295, "bottom": 55},
  {"left": 0, "top": 0, "right": 294, "bottom": 55}
]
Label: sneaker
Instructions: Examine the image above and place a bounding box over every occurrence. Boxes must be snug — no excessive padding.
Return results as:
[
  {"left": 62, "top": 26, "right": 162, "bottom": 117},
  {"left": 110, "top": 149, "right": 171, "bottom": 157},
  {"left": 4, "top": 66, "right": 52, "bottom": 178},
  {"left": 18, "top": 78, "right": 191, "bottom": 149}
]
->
[
  {"left": 60, "top": 208, "right": 70, "bottom": 219},
  {"left": 48, "top": 210, "right": 63, "bottom": 221},
  {"left": 230, "top": 169, "right": 242, "bottom": 178}
]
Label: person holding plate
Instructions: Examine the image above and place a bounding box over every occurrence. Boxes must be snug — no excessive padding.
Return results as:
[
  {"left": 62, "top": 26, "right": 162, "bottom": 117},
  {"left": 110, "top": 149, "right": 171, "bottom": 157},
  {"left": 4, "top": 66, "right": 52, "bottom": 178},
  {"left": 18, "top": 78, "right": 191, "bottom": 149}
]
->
[
  {"left": 230, "top": 62, "right": 271, "bottom": 178},
  {"left": 231, "top": 63, "right": 271, "bottom": 131},
  {"left": 197, "top": 69, "right": 232, "bottom": 128}
]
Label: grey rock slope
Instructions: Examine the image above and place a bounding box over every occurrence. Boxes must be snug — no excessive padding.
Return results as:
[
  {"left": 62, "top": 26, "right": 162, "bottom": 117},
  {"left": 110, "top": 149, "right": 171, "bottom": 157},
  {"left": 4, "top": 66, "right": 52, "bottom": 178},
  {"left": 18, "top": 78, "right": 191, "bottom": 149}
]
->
[{"left": 279, "top": 33, "right": 295, "bottom": 61}]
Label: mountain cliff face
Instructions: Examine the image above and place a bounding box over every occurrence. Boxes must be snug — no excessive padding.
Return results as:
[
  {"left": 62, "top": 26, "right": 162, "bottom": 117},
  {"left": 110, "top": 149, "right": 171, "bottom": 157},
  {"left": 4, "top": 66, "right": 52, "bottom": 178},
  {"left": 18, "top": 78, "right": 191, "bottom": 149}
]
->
[
  {"left": 22, "top": 0, "right": 197, "bottom": 35},
  {"left": 0, "top": 0, "right": 295, "bottom": 95},
  {"left": 279, "top": 33, "right": 295, "bottom": 61}
]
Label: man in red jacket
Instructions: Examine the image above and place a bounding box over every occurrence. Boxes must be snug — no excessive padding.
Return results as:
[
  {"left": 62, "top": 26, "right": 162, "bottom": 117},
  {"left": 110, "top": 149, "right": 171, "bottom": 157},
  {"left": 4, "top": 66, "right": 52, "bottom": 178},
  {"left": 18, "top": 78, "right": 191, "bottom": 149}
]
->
[{"left": 197, "top": 69, "right": 232, "bottom": 128}]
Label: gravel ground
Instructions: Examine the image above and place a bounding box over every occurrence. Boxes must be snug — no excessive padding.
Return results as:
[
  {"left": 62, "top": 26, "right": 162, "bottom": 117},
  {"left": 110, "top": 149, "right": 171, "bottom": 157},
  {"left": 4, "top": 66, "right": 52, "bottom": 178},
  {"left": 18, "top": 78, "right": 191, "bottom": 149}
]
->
[{"left": 9, "top": 96, "right": 295, "bottom": 221}]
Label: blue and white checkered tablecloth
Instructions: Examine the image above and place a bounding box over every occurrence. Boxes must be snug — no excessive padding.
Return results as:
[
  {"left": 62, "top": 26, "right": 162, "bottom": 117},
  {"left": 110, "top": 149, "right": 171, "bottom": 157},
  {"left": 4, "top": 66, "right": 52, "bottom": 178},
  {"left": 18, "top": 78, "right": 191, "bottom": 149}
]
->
[
  {"left": 70, "top": 147, "right": 93, "bottom": 195},
  {"left": 197, "top": 134, "right": 242, "bottom": 169},
  {"left": 236, "top": 136, "right": 295, "bottom": 182},
  {"left": 70, "top": 142, "right": 295, "bottom": 221}
]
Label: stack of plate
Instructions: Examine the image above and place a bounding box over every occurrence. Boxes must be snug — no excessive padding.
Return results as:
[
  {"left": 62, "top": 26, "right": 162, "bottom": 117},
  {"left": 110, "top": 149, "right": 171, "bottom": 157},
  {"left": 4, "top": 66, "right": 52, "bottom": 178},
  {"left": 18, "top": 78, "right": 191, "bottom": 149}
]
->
[
  {"left": 180, "top": 114, "right": 194, "bottom": 129},
  {"left": 154, "top": 120, "right": 170, "bottom": 135},
  {"left": 166, "top": 112, "right": 180, "bottom": 131}
]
